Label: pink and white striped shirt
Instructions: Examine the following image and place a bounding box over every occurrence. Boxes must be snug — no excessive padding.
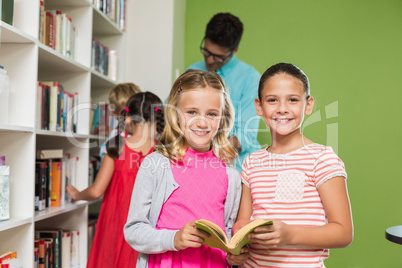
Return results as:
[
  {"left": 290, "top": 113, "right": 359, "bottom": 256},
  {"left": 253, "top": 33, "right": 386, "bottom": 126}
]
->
[{"left": 241, "top": 143, "right": 347, "bottom": 268}]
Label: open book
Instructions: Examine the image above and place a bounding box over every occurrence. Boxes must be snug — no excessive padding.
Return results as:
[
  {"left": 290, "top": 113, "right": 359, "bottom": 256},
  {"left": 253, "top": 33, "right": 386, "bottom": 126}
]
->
[{"left": 195, "top": 218, "right": 273, "bottom": 255}]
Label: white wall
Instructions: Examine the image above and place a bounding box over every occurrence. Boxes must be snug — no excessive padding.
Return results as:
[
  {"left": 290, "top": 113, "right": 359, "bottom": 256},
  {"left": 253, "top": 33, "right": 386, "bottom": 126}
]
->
[{"left": 124, "top": 0, "right": 185, "bottom": 101}]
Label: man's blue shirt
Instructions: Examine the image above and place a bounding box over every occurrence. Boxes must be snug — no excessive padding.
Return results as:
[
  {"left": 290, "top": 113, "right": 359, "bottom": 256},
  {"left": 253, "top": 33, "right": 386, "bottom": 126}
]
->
[{"left": 188, "top": 55, "right": 261, "bottom": 172}]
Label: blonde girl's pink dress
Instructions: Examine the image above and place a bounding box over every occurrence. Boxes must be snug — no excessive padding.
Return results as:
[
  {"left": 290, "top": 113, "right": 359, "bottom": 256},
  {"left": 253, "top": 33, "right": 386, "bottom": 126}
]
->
[
  {"left": 148, "top": 148, "right": 230, "bottom": 268},
  {"left": 87, "top": 143, "right": 154, "bottom": 268}
]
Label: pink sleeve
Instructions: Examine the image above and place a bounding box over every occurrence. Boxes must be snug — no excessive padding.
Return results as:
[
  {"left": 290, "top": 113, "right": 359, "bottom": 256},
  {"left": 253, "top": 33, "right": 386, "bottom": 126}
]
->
[{"left": 314, "top": 147, "right": 347, "bottom": 187}]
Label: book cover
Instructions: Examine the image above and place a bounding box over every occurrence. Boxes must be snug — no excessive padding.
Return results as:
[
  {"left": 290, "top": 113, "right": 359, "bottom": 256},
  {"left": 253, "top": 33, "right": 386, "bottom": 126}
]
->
[
  {"left": 0, "top": 0, "right": 14, "bottom": 25},
  {"left": 35, "top": 162, "right": 47, "bottom": 211},
  {"left": 70, "top": 230, "right": 80, "bottom": 268},
  {"left": 38, "top": 239, "right": 45, "bottom": 268},
  {"left": 0, "top": 166, "right": 10, "bottom": 221},
  {"left": 37, "top": 149, "right": 63, "bottom": 159},
  {"left": 51, "top": 161, "right": 62, "bottom": 207},
  {"left": 1, "top": 258, "right": 22, "bottom": 268},
  {"left": 42, "top": 81, "right": 60, "bottom": 132},
  {"left": 36, "top": 81, "right": 43, "bottom": 130},
  {"left": 0, "top": 251, "right": 17, "bottom": 263},
  {"left": 195, "top": 218, "right": 273, "bottom": 255},
  {"left": 61, "top": 231, "right": 71, "bottom": 268},
  {"left": 44, "top": 238, "right": 54, "bottom": 268}
]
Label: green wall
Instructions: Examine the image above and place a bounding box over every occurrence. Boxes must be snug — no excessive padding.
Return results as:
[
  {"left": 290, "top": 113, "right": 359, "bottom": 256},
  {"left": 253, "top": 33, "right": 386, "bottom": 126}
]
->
[{"left": 185, "top": 0, "right": 402, "bottom": 267}]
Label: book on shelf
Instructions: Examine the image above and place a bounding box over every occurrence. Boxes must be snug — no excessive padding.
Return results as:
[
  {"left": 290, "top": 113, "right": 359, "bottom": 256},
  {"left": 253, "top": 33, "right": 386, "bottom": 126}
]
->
[
  {"left": 93, "top": 0, "right": 127, "bottom": 30},
  {"left": 36, "top": 150, "right": 78, "bottom": 208},
  {"left": 35, "top": 162, "right": 47, "bottom": 211},
  {"left": 36, "top": 82, "right": 78, "bottom": 133},
  {"left": 35, "top": 229, "right": 62, "bottom": 268},
  {"left": 0, "top": 155, "right": 5, "bottom": 166},
  {"left": 91, "top": 103, "right": 116, "bottom": 136},
  {"left": 44, "top": 239, "right": 54, "bottom": 268},
  {"left": 91, "top": 38, "right": 109, "bottom": 76},
  {"left": 50, "top": 161, "right": 62, "bottom": 207},
  {"left": 34, "top": 246, "right": 39, "bottom": 268},
  {"left": 194, "top": 218, "right": 273, "bottom": 255},
  {"left": 1, "top": 258, "right": 22, "bottom": 268},
  {"left": 108, "top": 50, "right": 118, "bottom": 81},
  {"left": 70, "top": 230, "right": 80, "bottom": 268},
  {"left": 38, "top": 239, "right": 45, "bottom": 268},
  {"left": 37, "top": 149, "right": 64, "bottom": 159},
  {"left": 0, "top": 165, "right": 10, "bottom": 221},
  {"left": 0, "top": 0, "right": 14, "bottom": 25},
  {"left": 0, "top": 251, "right": 17, "bottom": 264},
  {"left": 38, "top": 5, "right": 76, "bottom": 59},
  {"left": 62, "top": 231, "right": 71, "bottom": 268}
]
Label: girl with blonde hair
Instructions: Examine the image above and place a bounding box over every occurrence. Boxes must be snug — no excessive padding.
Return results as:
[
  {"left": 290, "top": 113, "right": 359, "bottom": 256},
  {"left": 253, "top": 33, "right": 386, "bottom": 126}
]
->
[{"left": 124, "top": 69, "right": 249, "bottom": 267}]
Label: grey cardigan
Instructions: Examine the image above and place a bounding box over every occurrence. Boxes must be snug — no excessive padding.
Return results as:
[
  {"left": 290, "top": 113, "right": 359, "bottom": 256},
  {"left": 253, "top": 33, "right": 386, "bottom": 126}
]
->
[{"left": 124, "top": 152, "right": 242, "bottom": 268}]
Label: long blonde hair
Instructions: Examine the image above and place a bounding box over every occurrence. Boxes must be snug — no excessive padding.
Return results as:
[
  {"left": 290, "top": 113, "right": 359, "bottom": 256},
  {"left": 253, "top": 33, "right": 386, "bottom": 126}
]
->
[{"left": 157, "top": 69, "right": 237, "bottom": 164}]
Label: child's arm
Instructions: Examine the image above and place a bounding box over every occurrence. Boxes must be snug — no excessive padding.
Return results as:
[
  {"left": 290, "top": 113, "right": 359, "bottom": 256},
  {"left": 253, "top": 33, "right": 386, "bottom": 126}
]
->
[
  {"left": 248, "top": 176, "right": 353, "bottom": 249},
  {"left": 66, "top": 154, "right": 115, "bottom": 201},
  {"left": 233, "top": 183, "right": 253, "bottom": 234},
  {"left": 124, "top": 155, "right": 180, "bottom": 254},
  {"left": 225, "top": 169, "right": 250, "bottom": 266}
]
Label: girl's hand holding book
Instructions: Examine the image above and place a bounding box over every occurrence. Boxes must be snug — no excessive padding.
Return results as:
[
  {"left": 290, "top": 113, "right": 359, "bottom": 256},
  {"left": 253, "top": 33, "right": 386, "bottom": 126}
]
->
[
  {"left": 226, "top": 246, "right": 250, "bottom": 265},
  {"left": 174, "top": 221, "right": 211, "bottom": 250},
  {"left": 247, "top": 220, "right": 291, "bottom": 249}
]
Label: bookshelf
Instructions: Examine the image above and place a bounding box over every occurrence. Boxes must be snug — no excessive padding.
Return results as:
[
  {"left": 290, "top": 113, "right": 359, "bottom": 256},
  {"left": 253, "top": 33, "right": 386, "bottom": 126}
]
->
[{"left": 0, "top": 0, "right": 125, "bottom": 266}]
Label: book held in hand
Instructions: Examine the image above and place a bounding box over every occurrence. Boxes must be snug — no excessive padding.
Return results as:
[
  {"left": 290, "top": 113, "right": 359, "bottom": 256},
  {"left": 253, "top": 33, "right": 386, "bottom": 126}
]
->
[{"left": 195, "top": 218, "right": 273, "bottom": 255}]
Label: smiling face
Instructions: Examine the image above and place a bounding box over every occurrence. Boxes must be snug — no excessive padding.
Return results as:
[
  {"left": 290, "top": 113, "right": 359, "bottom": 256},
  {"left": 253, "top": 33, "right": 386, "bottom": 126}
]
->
[
  {"left": 255, "top": 73, "right": 314, "bottom": 139},
  {"left": 177, "top": 86, "right": 223, "bottom": 152}
]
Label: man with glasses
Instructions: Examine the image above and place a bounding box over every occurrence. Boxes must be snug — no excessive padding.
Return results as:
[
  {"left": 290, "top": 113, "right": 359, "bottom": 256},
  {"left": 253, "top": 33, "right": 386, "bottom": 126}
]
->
[{"left": 188, "top": 12, "right": 261, "bottom": 172}]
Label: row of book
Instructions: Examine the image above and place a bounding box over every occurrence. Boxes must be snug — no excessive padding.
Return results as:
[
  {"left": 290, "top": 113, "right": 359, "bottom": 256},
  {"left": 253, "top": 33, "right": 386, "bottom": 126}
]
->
[
  {"left": 35, "top": 149, "right": 78, "bottom": 211},
  {"left": 91, "top": 38, "right": 118, "bottom": 80},
  {"left": 0, "top": 251, "right": 22, "bottom": 268},
  {"left": 39, "top": 0, "right": 77, "bottom": 59},
  {"left": 35, "top": 228, "right": 79, "bottom": 268},
  {"left": 0, "top": 155, "right": 9, "bottom": 221},
  {"left": 93, "top": 0, "right": 127, "bottom": 30},
  {"left": 36, "top": 81, "right": 79, "bottom": 133},
  {"left": 89, "top": 103, "right": 117, "bottom": 136}
]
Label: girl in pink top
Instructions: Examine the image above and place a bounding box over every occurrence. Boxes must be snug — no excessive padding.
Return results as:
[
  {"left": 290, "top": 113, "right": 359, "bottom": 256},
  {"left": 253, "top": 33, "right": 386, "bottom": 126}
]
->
[
  {"left": 235, "top": 63, "right": 353, "bottom": 267},
  {"left": 124, "top": 69, "right": 249, "bottom": 267}
]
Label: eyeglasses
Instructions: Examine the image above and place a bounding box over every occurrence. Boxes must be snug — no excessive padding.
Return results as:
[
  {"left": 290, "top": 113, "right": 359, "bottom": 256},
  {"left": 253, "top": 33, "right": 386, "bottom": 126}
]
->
[{"left": 200, "top": 39, "right": 233, "bottom": 63}]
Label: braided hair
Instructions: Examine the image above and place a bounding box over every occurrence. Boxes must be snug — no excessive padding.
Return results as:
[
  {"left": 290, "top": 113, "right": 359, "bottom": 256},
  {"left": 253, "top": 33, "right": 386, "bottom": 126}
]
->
[{"left": 106, "top": 91, "right": 165, "bottom": 159}]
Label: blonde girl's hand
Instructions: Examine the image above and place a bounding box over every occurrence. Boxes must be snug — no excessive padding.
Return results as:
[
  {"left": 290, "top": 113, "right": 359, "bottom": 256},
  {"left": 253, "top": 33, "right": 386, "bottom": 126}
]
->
[
  {"left": 66, "top": 185, "right": 80, "bottom": 201},
  {"left": 247, "top": 220, "right": 291, "bottom": 249},
  {"left": 174, "top": 221, "right": 210, "bottom": 250},
  {"left": 226, "top": 246, "right": 249, "bottom": 265}
]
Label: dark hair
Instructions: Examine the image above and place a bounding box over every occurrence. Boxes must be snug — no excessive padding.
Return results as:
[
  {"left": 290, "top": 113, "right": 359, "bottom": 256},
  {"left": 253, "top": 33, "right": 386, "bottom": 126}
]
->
[
  {"left": 258, "top": 63, "right": 310, "bottom": 100},
  {"left": 205, "top": 12, "right": 243, "bottom": 50},
  {"left": 106, "top": 91, "right": 165, "bottom": 159}
]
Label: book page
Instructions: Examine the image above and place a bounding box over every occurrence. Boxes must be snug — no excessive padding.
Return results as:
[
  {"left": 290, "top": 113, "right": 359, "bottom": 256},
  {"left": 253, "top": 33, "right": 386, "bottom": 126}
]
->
[{"left": 196, "top": 219, "right": 228, "bottom": 244}]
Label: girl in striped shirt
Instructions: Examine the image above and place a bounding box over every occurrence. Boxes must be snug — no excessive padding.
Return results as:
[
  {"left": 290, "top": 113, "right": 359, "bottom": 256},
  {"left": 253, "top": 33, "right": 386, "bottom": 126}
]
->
[{"left": 234, "top": 63, "right": 353, "bottom": 268}]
